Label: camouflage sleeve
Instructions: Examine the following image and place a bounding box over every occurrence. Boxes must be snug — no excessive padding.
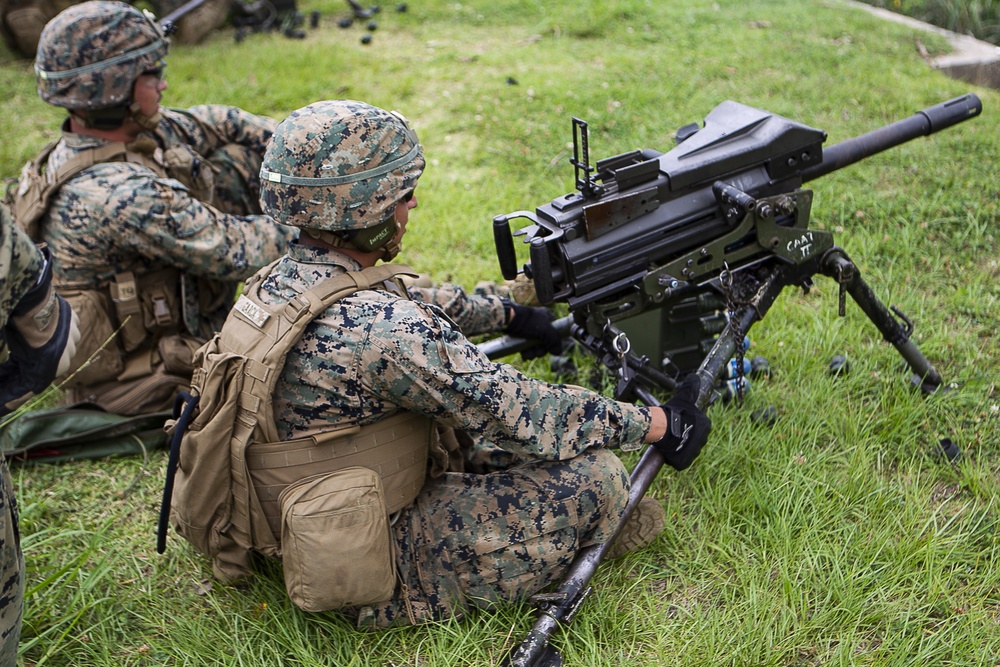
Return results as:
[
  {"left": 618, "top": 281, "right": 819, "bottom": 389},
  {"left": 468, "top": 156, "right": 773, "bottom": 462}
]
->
[
  {"left": 364, "top": 300, "right": 650, "bottom": 460},
  {"left": 107, "top": 166, "right": 294, "bottom": 280},
  {"left": 160, "top": 105, "right": 277, "bottom": 158},
  {"left": 0, "top": 205, "right": 45, "bottom": 361},
  {"left": 405, "top": 283, "right": 506, "bottom": 335}
]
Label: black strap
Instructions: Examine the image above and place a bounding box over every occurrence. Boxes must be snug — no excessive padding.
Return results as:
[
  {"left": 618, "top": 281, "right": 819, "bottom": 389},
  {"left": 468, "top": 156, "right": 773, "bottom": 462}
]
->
[{"left": 156, "top": 390, "right": 200, "bottom": 554}]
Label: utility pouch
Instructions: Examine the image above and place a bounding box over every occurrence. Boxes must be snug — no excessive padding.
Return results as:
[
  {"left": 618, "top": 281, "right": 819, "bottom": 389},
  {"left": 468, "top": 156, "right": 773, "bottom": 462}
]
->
[
  {"left": 58, "top": 289, "right": 124, "bottom": 386},
  {"left": 279, "top": 467, "right": 396, "bottom": 612},
  {"left": 109, "top": 272, "right": 148, "bottom": 353},
  {"left": 157, "top": 334, "right": 202, "bottom": 376}
]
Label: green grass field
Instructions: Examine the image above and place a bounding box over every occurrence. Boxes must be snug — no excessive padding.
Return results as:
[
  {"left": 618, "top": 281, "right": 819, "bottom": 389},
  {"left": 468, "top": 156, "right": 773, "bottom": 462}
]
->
[{"left": 1, "top": 0, "right": 998, "bottom": 665}]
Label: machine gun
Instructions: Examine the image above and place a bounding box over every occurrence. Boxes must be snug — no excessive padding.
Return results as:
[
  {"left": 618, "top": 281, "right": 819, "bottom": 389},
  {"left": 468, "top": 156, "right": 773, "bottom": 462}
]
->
[{"left": 486, "top": 94, "right": 982, "bottom": 667}]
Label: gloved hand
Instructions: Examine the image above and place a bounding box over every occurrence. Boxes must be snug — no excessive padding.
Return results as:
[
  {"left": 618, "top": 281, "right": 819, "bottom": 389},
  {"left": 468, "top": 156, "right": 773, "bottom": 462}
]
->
[
  {"left": 503, "top": 299, "right": 563, "bottom": 360},
  {"left": 651, "top": 374, "right": 712, "bottom": 470},
  {"left": 0, "top": 294, "right": 78, "bottom": 410}
]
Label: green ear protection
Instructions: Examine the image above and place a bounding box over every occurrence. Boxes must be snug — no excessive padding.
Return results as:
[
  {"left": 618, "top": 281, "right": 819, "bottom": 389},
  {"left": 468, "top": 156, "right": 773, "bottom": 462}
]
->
[{"left": 345, "top": 217, "right": 398, "bottom": 252}]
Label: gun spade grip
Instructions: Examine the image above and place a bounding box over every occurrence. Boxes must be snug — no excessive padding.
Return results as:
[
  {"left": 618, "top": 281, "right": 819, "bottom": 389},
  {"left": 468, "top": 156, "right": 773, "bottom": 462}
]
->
[
  {"left": 529, "top": 238, "right": 555, "bottom": 306},
  {"left": 919, "top": 94, "right": 982, "bottom": 132},
  {"left": 493, "top": 215, "right": 519, "bottom": 280}
]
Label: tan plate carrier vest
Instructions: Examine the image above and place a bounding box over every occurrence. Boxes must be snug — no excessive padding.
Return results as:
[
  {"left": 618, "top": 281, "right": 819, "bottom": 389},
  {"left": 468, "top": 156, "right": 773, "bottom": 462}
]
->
[
  {"left": 168, "top": 261, "right": 445, "bottom": 600},
  {"left": 7, "top": 139, "right": 217, "bottom": 404}
]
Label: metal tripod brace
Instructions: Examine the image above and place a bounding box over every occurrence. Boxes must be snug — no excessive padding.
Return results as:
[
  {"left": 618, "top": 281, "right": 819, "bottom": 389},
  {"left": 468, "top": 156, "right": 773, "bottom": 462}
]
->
[{"left": 501, "top": 251, "right": 945, "bottom": 667}]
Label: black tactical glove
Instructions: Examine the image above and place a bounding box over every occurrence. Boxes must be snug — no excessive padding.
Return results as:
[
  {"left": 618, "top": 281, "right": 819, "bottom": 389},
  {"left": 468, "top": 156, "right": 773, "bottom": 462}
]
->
[
  {"left": 502, "top": 300, "right": 563, "bottom": 360},
  {"left": 651, "top": 374, "right": 712, "bottom": 471}
]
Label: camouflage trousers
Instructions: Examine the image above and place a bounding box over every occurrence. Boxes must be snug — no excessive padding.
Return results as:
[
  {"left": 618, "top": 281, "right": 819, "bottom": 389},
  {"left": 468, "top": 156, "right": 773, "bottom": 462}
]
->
[
  {"left": 0, "top": 456, "right": 23, "bottom": 667},
  {"left": 354, "top": 444, "right": 630, "bottom": 629}
]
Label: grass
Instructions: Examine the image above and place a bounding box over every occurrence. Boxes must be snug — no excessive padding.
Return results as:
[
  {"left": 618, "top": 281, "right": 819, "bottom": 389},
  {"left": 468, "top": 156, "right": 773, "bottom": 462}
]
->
[
  {"left": 855, "top": 0, "right": 1000, "bottom": 45},
  {"left": 1, "top": 0, "right": 999, "bottom": 664}
]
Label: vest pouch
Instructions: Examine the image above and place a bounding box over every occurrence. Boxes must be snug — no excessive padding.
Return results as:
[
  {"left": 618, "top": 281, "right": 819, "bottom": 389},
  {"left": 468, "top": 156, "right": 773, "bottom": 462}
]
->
[
  {"left": 109, "top": 272, "right": 149, "bottom": 353},
  {"left": 141, "top": 276, "right": 181, "bottom": 333},
  {"left": 158, "top": 334, "right": 202, "bottom": 376},
  {"left": 279, "top": 467, "right": 396, "bottom": 612},
  {"left": 8, "top": 147, "right": 50, "bottom": 241},
  {"left": 58, "top": 289, "right": 125, "bottom": 387}
]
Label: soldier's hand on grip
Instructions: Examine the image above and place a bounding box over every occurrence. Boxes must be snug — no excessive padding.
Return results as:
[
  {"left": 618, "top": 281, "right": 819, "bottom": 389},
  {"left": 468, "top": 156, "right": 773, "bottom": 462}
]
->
[
  {"left": 652, "top": 374, "right": 711, "bottom": 471},
  {"left": 503, "top": 300, "right": 563, "bottom": 360}
]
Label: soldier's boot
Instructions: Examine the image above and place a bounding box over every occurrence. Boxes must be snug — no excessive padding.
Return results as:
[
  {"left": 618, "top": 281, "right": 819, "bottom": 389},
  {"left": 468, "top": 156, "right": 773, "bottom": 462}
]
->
[{"left": 607, "top": 496, "right": 666, "bottom": 559}]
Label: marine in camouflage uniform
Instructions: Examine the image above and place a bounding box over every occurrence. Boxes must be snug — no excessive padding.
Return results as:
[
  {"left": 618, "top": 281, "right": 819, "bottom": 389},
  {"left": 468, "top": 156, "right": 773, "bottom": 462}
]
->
[
  {"left": 11, "top": 1, "right": 296, "bottom": 414},
  {"left": 0, "top": 203, "right": 79, "bottom": 667},
  {"left": 251, "top": 100, "right": 711, "bottom": 627}
]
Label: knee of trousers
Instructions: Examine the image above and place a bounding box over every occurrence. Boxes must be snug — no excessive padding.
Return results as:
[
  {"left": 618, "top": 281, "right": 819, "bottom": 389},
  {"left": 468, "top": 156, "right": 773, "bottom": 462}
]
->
[
  {"left": 517, "top": 448, "right": 631, "bottom": 545},
  {"left": 576, "top": 448, "right": 631, "bottom": 542}
]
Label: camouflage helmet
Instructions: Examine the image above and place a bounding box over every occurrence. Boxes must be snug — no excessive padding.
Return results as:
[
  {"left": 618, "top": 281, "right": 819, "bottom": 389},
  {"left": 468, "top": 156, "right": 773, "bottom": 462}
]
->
[
  {"left": 260, "top": 100, "right": 425, "bottom": 231},
  {"left": 34, "top": 1, "right": 169, "bottom": 111}
]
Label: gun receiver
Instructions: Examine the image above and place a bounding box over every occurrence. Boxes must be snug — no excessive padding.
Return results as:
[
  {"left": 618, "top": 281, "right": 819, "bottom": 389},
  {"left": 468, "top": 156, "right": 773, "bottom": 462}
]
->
[{"left": 493, "top": 95, "right": 981, "bottom": 328}]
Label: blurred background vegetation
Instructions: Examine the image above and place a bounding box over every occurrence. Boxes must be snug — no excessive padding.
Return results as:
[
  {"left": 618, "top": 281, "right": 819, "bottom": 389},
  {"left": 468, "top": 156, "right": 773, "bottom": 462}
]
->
[{"left": 856, "top": 0, "right": 1000, "bottom": 44}]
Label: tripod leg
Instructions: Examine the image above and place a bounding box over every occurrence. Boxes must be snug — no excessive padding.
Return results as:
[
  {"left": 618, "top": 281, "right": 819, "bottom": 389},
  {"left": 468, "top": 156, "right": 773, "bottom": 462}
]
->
[
  {"left": 501, "top": 300, "right": 769, "bottom": 667},
  {"left": 823, "top": 251, "right": 943, "bottom": 392}
]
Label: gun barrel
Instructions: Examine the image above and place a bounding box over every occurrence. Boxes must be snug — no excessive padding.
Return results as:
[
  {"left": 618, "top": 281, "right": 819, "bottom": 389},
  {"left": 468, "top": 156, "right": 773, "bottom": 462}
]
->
[
  {"left": 802, "top": 94, "right": 982, "bottom": 182},
  {"left": 160, "top": 0, "right": 210, "bottom": 28}
]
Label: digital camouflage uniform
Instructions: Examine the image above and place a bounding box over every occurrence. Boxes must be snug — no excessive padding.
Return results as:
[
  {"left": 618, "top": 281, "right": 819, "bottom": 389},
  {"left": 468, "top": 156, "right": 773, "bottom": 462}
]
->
[
  {"left": 30, "top": 106, "right": 296, "bottom": 412},
  {"left": 40, "top": 105, "right": 294, "bottom": 329},
  {"left": 259, "top": 243, "right": 651, "bottom": 627},
  {"left": 249, "top": 100, "right": 653, "bottom": 627},
  {"left": 18, "top": 1, "right": 297, "bottom": 413},
  {"left": 0, "top": 204, "right": 48, "bottom": 667}
]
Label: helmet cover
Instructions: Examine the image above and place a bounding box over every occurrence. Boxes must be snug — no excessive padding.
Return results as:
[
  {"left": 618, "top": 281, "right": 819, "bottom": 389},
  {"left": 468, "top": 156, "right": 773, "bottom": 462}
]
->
[
  {"left": 35, "top": 1, "right": 169, "bottom": 110},
  {"left": 260, "top": 99, "right": 424, "bottom": 231}
]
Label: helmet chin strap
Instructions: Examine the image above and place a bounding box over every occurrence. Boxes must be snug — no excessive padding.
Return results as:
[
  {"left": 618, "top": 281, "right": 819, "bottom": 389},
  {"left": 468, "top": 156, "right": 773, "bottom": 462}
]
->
[{"left": 74, "top": 101, "right": 161, "bottom": 131}]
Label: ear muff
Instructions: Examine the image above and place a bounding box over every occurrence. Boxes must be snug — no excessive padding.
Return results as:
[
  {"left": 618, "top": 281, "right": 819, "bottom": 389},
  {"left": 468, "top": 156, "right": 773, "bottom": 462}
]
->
[{"left": 344, "top": 218, "right": 398, "bottom": 252}]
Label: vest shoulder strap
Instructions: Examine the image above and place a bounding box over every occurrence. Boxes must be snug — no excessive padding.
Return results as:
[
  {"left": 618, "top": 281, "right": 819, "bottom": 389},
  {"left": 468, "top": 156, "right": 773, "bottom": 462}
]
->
[{"left": 8, "top": 140, "right": 166, "bottom": 241}]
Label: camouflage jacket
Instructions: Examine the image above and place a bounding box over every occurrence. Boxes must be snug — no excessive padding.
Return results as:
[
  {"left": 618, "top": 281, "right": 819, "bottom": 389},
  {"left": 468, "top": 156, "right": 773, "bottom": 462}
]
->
[
  {"left": 0, "top": 204, "right": 45, "bottom": 363},
  {"left": 260, "top": 243, "right": 651, "bottom": 460},
  {"left": 37, "top": 105, "right": 296, "bottom": 291}
]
